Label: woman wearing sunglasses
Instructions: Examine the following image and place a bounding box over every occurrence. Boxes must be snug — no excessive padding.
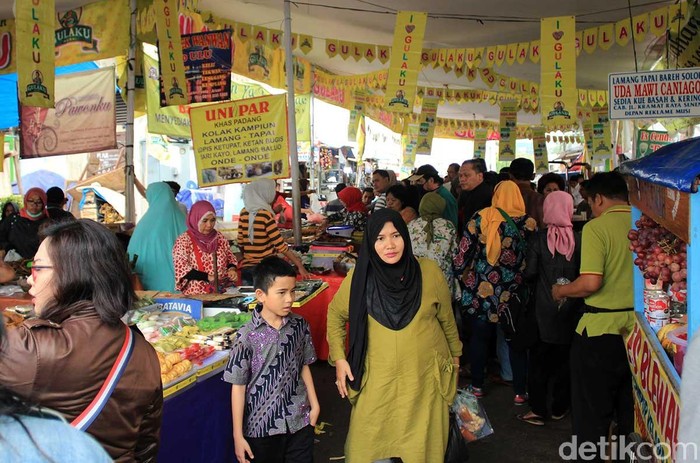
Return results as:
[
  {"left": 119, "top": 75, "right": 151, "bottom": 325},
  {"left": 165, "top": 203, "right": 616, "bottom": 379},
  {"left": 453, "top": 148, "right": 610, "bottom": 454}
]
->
[
  {"left": 0, "top": 219, "right": 163, "bottom": 462},
  {"left": 0, "top": 188, "right": 49, "bottom": 259}
]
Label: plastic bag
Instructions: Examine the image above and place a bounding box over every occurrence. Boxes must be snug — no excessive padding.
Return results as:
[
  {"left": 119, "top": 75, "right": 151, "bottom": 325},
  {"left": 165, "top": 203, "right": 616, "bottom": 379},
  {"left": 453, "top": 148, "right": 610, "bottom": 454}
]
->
[
  {"left": 450, "top": 389, "right": 494, "bottom": 442},
  {"left": 445, "top": 411, "right": 469, "bottom": 463}
]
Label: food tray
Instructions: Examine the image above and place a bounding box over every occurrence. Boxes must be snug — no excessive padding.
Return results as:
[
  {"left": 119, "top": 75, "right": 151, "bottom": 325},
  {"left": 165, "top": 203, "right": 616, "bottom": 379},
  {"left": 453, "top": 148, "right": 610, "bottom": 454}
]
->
[{"left": 162, "top": 368, "right": 197, "bottom": 399}]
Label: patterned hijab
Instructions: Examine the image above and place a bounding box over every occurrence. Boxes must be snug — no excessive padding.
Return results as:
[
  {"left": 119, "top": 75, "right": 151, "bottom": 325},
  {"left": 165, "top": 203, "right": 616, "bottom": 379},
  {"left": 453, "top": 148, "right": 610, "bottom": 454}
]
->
[
  {"left": 243, "top": 179, "right": 276, "bottom": 244},
  {"left": 418, "top": 192, "right": 445, "bottom": 246},
  {"left": 478, "top": 181, "right": 525, "bottom": 266},
  {"left": 187, "top": 201, "right": 218, "bottom": 254}
]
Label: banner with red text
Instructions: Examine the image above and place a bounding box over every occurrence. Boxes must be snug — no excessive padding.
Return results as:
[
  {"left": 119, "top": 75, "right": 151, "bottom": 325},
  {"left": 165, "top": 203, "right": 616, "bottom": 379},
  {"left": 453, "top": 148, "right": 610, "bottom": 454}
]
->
[
  {"left": 383, "top": 11, "right": 427, "bottom": 113},
  {"left": 179, "top": 30, "right": 232, "bottom": 104},
  {"left": 20, "top": 67, "right": 116, "bottom": 158},
  {"left": 16, "top": 0, "right": 56, "bottom": 108},
  {"left": 540, "top": 16, "right": 576, "bottom": 126},
  {"left": 155, "top": 0, "right": 188, "bottom": 105}
]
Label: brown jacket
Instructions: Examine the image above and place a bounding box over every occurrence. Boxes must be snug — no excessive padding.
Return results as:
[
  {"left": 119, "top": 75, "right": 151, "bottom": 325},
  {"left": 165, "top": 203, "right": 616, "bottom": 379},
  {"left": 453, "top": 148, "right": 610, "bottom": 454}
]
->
[{"left": 0, "top": 308, "right": 163, "bottom": 462}]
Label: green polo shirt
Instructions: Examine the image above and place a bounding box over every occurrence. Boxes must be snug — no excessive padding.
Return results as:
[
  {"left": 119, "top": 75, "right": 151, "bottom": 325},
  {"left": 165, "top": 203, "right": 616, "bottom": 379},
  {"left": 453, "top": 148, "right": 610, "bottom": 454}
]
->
[{"left": 576, "top": 205, "right": 635, "bottom": 337}]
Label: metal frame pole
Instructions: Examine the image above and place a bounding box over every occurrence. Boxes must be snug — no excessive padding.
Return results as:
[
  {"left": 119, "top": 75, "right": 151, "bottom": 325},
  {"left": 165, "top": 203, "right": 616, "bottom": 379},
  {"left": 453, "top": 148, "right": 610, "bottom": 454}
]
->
[
  {"left": 125, "top": 0, "right": 137, "bottom": 223},
  {"left": 283, "top": 0, "right": 302, "bottom": 245}
]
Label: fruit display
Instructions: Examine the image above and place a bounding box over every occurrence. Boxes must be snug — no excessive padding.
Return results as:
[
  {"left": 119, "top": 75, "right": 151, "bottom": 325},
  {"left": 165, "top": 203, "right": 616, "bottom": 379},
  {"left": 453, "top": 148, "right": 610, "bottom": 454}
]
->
[
  {"left": 197, "top": 312, "right": 252, "bottom": 332},
  {"left": 658, "top": 322, "right": 686, "bottom": 355},
  {"left": 628, "top": 214, "right": 687, "bottom": 290},
  {"left": 128, "top": 311, "right": 198, "bottom": 344},
  {"left": 190, "top": 327, "right": 238, "bottom": 351},
  {"left": 157, "top": 351, "right": 193, "bottom": 385},
  {"left": 180, "top": 343, "right": 216, "bottom": 365}
]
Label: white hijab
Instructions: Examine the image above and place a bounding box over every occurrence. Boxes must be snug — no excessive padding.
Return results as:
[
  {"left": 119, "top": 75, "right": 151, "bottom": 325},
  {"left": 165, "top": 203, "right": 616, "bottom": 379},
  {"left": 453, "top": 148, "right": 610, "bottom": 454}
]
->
[{"left": 243, "top": 179, "right": 276, "bottom": 244}]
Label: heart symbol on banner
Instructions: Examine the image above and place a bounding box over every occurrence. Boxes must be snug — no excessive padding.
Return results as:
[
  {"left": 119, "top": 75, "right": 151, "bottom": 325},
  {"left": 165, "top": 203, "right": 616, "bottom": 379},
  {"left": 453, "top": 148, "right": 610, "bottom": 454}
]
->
[
  {"left": 552, "top": 30, "right": 564, "bottom": 40},
  {"left": 405, "top": 25, "right": 415, "bottom": 33}
]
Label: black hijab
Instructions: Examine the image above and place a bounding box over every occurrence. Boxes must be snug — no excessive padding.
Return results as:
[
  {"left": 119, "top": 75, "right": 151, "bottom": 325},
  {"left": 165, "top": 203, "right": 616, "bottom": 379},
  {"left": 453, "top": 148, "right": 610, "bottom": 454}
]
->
[{"left": 347, "top": 208, "right": 422, "bottom": 390}]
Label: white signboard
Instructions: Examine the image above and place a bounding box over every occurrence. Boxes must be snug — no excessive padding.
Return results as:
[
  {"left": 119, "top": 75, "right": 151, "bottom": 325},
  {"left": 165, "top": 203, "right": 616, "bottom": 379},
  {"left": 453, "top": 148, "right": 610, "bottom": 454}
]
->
[{"left": 608, "top": 68, "right": 700, "bottom": 120}]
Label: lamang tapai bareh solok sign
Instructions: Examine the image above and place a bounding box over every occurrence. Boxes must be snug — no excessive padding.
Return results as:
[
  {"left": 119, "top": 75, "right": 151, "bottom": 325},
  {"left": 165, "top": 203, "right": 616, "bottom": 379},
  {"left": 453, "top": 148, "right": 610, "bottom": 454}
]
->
[{"left": 189, "top": 94, "right": 289, "bottom": 187}]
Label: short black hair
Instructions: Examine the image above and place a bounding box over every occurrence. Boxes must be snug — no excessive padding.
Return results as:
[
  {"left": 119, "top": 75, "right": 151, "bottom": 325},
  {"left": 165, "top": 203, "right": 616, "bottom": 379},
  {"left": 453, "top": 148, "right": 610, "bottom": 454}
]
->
[
  {"left": 39, "top": 219, "right": 135, "bottom": 326},
  {"left": 334, "top": 183, "right": 347, "bottom": 194},
  {"left": 164, "top": 181, "right": 181, "bottom": 195},
  {"left": 568, "top": 174, "right": 582, "bottom": 183},
  {"left": 448, "top": 163, "right": 460, "bottom": 172},
  {"left": 509, "top": 158, "right": 535, "bottom": 181},
  {"left": 362, "top": 187, "right": 374, "bottom": 194},
  {"left": 46, "top": 187, "right": 65, "bottom": 206},
  {"left": 462, "top": 159, "right": 486, "bottom": 175},
  {"left": 584, "top": 171, "right": 628, "bottom": 202},
  {"left": 499, "top": 167, "right": 510, "bottom": 174},
  {"left": 254, "top": 256, "right": 297, "bottom": 292},
  {"left": 537, "top": 173, "right": 565, "bottom": 194},
  {"left": 372, "top": 169, "right": 390, "bottom": 179}
]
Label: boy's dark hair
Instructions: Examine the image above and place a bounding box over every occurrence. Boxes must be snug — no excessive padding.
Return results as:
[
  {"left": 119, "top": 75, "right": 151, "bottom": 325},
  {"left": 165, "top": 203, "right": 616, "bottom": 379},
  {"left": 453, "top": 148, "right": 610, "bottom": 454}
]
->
[
  {"left": 509, "top": 158, "right": 535, "bottom": 181},
  {"left": 254, "top": 256, "right": 298, "bottom": 292},
  {"left": 584, "top": 171, "right": 628, "bottom": 202},
  {"left": 362, "top": 187, "right": 374, "bottom": 194},
  {"left": 164, "top": 181, "right": 181, "bottom": 196},
  {"left": 537, "top": 173, "right": 565, "bottom": 194},
  {"left": 372, "top": 169, "right": 390, "bottom": 179},
  {"left": 462, "top": 159, "right": 486, "bottom": 175},
  {"left": 568, "top": 174, "right": 582, "bottom": 184},
  {"left": 40, "top": 219, "right": 135, "bottom": 326},
  {"left": 46, "top": 186, "right": 65, "bottom": 206},
  {"left": 334, "top": 183, "right": 347, "bottom": 194}
]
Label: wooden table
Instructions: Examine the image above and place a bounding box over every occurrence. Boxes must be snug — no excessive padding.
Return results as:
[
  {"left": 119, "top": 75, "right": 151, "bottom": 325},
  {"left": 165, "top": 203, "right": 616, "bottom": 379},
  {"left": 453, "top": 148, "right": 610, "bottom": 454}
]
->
[{"left": 0, "top": 292, "right": 32, "bottom": 310}]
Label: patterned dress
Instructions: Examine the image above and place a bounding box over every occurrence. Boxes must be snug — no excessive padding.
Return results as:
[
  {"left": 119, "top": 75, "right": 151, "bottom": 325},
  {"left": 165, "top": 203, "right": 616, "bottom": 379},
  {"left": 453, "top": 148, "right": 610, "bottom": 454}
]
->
[
  {"left": 407, "top": 217, "right": 457, "bottom": 295},
  {"left": 453, "top": 214, "right": 537, "bottom": 322},
  {"left": 172, "top": 232, "right": 237, "bottom": 295}
]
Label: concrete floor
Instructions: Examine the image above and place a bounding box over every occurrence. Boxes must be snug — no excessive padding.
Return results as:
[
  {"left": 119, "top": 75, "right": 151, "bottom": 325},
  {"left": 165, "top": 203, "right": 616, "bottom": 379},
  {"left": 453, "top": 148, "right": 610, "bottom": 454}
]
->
[{"left": 310, "top": 362, "right": 572, "bottom": 463}]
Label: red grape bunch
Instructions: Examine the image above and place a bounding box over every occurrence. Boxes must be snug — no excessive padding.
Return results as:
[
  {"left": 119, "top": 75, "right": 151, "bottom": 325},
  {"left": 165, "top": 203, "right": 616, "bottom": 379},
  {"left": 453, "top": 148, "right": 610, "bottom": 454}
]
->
[{"left": 628, "top": 214, "right": 687, "bottom": 290}]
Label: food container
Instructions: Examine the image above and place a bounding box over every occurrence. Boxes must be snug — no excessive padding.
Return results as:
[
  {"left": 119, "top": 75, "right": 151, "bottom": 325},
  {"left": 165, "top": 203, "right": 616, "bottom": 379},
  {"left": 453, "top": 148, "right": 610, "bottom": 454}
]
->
[
  {"left": 644, "top": 290, "right": 670, "bottom": 331},
  {"left": 326, "top": 225, "right": 354, "bottom": 238},
  {"left": 667, "top": 325, "right": 688, "bottom": 375}
]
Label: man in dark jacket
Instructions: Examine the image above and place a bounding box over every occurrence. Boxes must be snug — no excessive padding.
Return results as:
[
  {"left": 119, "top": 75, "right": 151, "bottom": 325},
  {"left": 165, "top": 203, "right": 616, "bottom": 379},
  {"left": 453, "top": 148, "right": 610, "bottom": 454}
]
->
[
  {"left": 457, "top": 159, "right": 493, "bottom": 234},
  {"left": 46, "top": 187, "right": 75, "bottom": 222},
  {"left": 509, "top": 158, "right": 544, "bottom": 228}
]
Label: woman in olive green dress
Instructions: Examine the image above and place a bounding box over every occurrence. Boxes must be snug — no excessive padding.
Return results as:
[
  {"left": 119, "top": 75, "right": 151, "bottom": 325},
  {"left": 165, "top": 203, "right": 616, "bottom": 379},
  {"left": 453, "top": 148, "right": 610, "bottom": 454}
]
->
[{"left": 327, "top": 208, "right": 462, "bottom": 463}]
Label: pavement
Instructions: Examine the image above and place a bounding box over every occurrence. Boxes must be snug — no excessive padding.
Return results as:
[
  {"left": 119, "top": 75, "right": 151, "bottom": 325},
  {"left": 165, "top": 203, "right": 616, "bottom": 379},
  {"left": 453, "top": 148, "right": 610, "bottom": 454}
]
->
[{"left": 310, "top": 362, "right": 573, "bottom": 463}]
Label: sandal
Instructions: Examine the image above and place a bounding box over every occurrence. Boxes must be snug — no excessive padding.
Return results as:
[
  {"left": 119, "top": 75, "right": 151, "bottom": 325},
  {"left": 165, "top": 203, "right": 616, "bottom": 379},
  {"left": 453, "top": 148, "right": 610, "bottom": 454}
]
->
[{"left": 516, "top": 412, "right": 545, "bottom": 426}]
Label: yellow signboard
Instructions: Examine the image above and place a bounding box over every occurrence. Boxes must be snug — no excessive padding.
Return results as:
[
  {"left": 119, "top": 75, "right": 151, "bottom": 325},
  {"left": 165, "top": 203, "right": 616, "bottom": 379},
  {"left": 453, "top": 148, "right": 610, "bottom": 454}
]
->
[
  {"left": 540, "top": 16, "right": 576, "bottom": 126},
  {"left": 16, "top": 0, "right": 56, "bottom": 108},
  {"left": 532, "top": 127, "right": 549, "bottom": 173},
  {"left": 383, "top": 11, "right": 427, "bottom": 113},
  {"left": 189, "top": 94, "right": 289, "bottom": 187},
  {"left": 416, "top": 96, "right": 438, "bottom": 154},
  {"left": 498, "top": 100, "right": 518, "bottom": 162},
  {"left": 154, "top": 0, "right": 188, "bottom": 106}
]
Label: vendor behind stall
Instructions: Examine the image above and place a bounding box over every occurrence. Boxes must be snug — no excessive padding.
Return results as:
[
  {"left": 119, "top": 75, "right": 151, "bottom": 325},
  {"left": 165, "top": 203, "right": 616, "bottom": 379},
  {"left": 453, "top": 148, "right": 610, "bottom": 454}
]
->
[
  {"left": 237, "top": 179, "right": 311, "bottom": 285},
  {"left": 0, "top": 188, "right": 49, "bottom": 259},
  {"left": 128, "top": 182, "right": 186, "bottom": 292},
  {"left": 173, "top": 201, "right": 238, "bottom": 295},
  {"left": 326, "top": 186, "right": 368, "bottom": 232}
]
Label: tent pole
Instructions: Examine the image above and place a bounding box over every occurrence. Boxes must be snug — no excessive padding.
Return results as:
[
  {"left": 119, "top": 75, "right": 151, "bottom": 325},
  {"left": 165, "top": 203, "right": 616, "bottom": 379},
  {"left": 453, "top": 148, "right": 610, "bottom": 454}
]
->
[
  {"left": 284, "top": 0, "right": 301, "bottom": 246},
  {"left": 124, "top": 0, "right": 137, "bottom": 223}
]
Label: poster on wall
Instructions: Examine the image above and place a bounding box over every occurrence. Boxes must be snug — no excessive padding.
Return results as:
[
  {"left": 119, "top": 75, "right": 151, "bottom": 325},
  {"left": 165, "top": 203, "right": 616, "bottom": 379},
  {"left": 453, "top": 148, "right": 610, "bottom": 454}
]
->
[
  {"left": 189, "top": 94, "right": 289, "bottom": 187},
  {"left": 177, "top": 30, "right": 232, "bottom": 105},
  {"left": 20, "top": 67, "right": 116, "bottom": 158}
]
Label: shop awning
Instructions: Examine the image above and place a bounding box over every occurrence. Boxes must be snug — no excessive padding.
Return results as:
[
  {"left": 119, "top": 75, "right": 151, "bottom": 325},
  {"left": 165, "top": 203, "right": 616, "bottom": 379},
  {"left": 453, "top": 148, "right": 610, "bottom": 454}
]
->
[
  {"left": 0, "top": 62, "right": 99, "bottom": 131},
  {"left": 619, "top": 137, "right": 700, "bottom": 193}
]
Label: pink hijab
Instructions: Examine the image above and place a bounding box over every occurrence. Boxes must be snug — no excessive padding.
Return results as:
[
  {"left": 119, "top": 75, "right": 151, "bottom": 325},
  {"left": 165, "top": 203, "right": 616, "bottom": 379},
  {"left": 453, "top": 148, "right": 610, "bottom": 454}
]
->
[
  {"left": 543, "top": 191, "right": 575, "bottom": 261},
  {"left": 187, "top": 201, "right": 218, "bottom": 254}
]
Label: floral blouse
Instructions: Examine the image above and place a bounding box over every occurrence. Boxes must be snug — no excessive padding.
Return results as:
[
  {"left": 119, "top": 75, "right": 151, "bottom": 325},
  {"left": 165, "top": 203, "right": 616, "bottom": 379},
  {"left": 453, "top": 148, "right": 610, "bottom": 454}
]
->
[
  {"left": 326, "top": 210, "right": 367, "bottom": 232},
  {"left": 453, "top": 213, "right": 537, "bottom": 322},
  {"left": 407, "top": 217, "right": 457, "bottom": 295},
  {"left": 173, "top": 232, "right": 238, "bottom": 295}
]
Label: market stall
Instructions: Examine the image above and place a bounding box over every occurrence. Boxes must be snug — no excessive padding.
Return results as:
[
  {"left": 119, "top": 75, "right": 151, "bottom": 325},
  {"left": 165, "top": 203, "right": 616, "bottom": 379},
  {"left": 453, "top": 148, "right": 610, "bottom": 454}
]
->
[{"left": 619, "top": 137, "right": 700, "bottom": 461}]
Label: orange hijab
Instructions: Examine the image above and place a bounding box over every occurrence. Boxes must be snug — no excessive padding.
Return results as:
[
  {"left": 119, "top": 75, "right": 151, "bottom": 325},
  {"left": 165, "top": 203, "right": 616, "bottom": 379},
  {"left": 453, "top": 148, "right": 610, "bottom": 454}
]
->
[{"left": 478, "top": 180, "right": 526, "bottom": 265}]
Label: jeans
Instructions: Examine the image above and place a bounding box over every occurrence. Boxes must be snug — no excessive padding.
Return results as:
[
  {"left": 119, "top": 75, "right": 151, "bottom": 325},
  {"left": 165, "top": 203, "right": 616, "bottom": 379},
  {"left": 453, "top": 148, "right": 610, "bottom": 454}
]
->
[
  {"left": 507, "top": 343, "right": 528, "bottom": 396},
  {"left": 496, "top": 326, "right": 513, "bottom": 381}
]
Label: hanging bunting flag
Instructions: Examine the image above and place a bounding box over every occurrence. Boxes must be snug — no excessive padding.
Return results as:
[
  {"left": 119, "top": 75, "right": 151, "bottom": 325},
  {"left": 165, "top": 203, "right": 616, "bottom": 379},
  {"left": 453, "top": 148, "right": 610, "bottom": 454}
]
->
[
  {"left": 578, "top": 89, "right": 588, "bottom": 107},
  {"left": 583, "top": 28, "right": 597, "bottom": 54},
  {"left": 575, "top": 30, "right": 583, "bottom": 57},
  {"left": 456, "top": 48, "right": 466, "bottom": 68},
  {"left": 268, "top": 29, "right": 282, "bottom": 50},
  {"left": 506, "top": 43, "right": 518, "bottom": 65},
  {"left": 416, "top": 95, "right": 438, "bottom": 154},
  {"left": 633, "top": 13, "right": 648, "bottom": 42},
  {"left": 252, "top": 26, "right": 267, "bottom": 45},
  {"left": 498, "top": 100, "right": 518, "bottom": 162},
  {"left": 588, "top": 90, "right": 597, "bottom": 107},
  {"left": 299, "top": 34, "right": 313, "bottom": 54},
  {"left": 237, "top": 23, "right": 251, "bottom": 42},
  {"left": 529, "top": 41, "right": 540, "bottom": 63},
  {"left": 516, "top": 42, "right": 529, "bottom": 64},
  {"left": 473, "top": 127, "right": 488, "bottom": 159},
  {"left": 532, "top": 126, "right": 549, "bottom": 173},
  {"left": 598, "top": 23, "right": 614, "bottom": 50},
  {"left": 377, "top": 45, "right": 391, "bottom": 64},
  {"left": 483, "top": 46, "right": 496, "bottom": 68},
  {"left": 291, "top": 34, "right": 299, "bottom": 50},
  {"left": 338, "top": 41, "right": 352, "bottom": 60},
  {"left": 445, "top": 48, "right": 456, "bottom": 68},
  {"left": 495, "top": 44, "right": 507, "bottom": 66},
  {"left": 363, "top": 44, "right": 376, "bottom": 63},
  {"left": 540, "top": 16, "right": 576, "bottom": 126},
  {"left": 326, "top": 39, "right": 338, "bottom": 58},
  {"left": 454, "top": 66, "right": 464, "bottom": 77},
  {"left": 155, "top": 0, "right": 188, "bottom": 106},
  {"left": 480, "top": 68, "right": 497, "bottom": 88},
  {"left": 383, "top": 11, "right": 428, "bottom": 113},
  {"left": 351, "top": 42, "right": 363, "bottom": 62},
  {"left": 650, "top": 6, "right": 669, "bottom": 38},
  {"left": 615, "top": 18, "right": 632, "bottom": 47},
  {"left": 596, "top": 91, "right": 607, "bottom": 107},
  {"left": 16, "top": 0, "right": 56, "bottom": 108}
]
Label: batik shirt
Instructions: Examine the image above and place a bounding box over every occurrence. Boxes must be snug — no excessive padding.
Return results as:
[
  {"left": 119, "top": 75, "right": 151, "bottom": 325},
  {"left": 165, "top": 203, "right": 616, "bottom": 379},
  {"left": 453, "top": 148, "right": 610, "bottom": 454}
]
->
[
  {"left": 453, "top": 214, "right": 536, "bottom": 322},
  {"left": 407, "top": 217, "right": 457, "bottom": 295},
  {"left": 223, "top": 306, "right": 317, "bottom": 438}
]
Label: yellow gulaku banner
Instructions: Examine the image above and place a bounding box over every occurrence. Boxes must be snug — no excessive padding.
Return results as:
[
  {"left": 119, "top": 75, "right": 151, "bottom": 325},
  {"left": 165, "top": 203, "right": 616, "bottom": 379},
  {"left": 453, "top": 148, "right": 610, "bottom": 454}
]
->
[
  {"left": 155, "top": 0, "right": 188, "bottom": 106},
  {"left": 532, "top": 127, "right": 549, "bottom": 173},
  {"left": 402, "top": 123, "right": 419, "bottom": 169},
  {"left": 540, "top": 16, "right": 576, "bottom": 126},
  {"left": 20, "top": 67, "right": 116, "bottom": 158},
  {"left": 347, "top": 91, "right": 366, "bottom": 142},
  {"left": 295, "top": 94, "right": 311, "bottom": 143},
  {"left": 591, "top": 106, "right": 612, "bottom": 163},
  {"left": 145, "top": 53, "right": 192, "bottom": 138},
  {"left": 668, "top": 0, "right": 700, "bottom": 67},
  {"left": 16, "top": 0, "right": 56, "bottom": 108},
  {"left": 189, "top": 94, "right": 289, "bottom": 187},
  {"left": 416, "top": 96, "right": 438, "bottom": 154},
  {"left": 384, "top": 11, "right": 427, "bottom": 113},
  {"left": 473, "top": 128, "right": 488, "bottom": 159},
  {"left": 498, "top": 100, "right": 518, "bottom": 162}
]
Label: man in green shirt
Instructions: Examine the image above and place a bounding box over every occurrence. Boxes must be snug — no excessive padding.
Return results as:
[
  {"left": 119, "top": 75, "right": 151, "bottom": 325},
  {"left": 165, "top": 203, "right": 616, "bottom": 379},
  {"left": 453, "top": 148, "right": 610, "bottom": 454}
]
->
[{"left": 552, "top": 171, "right": 634, "bottom": 462}]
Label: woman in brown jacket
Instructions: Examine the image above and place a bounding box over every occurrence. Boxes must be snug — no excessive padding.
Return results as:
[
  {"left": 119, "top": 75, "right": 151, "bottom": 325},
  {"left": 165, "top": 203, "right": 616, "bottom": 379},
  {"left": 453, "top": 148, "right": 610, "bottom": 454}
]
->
[{"left": 0, "top": 219, "right": 163, "bottom": 462}]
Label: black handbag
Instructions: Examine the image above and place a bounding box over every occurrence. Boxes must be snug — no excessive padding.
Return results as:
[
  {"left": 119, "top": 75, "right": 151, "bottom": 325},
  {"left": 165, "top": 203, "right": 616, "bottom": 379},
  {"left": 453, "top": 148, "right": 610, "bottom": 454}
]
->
[{"left": 445, "top": 411, "right": 469, "bottom": 463}]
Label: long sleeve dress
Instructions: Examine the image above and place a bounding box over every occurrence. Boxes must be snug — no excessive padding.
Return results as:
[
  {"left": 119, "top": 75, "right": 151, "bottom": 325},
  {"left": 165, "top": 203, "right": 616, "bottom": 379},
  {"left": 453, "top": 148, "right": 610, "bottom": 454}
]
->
[
  {"left": 172, "top": 232, "right": 237, "bottom": 295},
  {"left": 327, "top": 258, "right": 462, "bottom": 463}
]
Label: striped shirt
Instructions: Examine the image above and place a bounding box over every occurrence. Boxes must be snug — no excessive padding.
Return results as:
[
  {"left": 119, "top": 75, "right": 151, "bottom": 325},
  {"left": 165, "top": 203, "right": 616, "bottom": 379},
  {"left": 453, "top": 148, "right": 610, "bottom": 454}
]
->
[
  {"left": 373, "top": 193, "right": 387, "bottom": 211},
  {"left": 237, "top": 209, "right": 288, "bottom": 268}
]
